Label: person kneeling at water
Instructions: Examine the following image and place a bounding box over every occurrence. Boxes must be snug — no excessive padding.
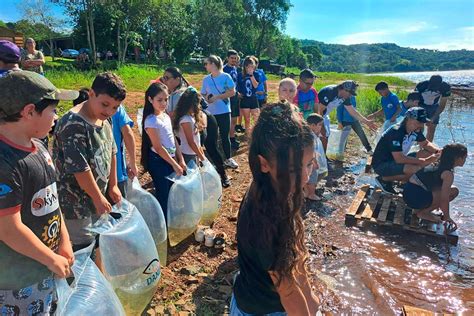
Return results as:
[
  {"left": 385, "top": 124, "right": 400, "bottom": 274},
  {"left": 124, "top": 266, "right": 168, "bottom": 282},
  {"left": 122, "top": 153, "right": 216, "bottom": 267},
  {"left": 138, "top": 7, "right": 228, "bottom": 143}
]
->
[
  {"left": 372, "top": 107, "right": 441, "bottom": 194},
  {"left": 232, "top": 102, "right": 320, "bottom": 315},
  {"left": 403, "top": 143, "right": 467, "bottom": 228}
]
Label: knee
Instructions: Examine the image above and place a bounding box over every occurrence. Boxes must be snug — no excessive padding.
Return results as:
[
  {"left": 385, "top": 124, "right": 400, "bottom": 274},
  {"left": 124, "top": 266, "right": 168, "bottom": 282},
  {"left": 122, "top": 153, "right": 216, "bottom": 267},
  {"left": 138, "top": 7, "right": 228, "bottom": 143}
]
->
[
  {"left": 449, "top": 187, "right": 459, "bottom": 201},
  {"left": 403, "top": 164, "right": 422, "bottom": 175}
]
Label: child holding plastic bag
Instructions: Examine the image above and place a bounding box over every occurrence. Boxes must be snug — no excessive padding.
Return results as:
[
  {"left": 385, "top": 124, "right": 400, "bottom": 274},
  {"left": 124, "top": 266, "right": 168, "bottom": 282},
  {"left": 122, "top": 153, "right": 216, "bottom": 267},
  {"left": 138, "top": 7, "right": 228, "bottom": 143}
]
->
[
  {"left": 141, "top": 82, "right": 186, "bottom": 221},
  {"left": 172, "top": 86, "right": 207, "bottom": 164},
  {"left": 0, "top": 72, "right": 77, "bottom": 315},
  {"left": 232, "top": 102, "right": 320, "bottom": 314},
  {"left": 304, "top": 113, "right": 326, "bottom": 201}
]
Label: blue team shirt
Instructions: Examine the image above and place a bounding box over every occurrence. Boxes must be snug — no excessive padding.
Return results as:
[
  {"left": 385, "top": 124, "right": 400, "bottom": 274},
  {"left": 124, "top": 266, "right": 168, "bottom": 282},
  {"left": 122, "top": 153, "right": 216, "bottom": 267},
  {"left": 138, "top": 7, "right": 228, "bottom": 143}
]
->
[
  {"left": 381, "top": 92, "right": 400, "bottom": 120},
  {"left": 223, "top": 64, "right": 238, "bottom": 84},
  {"left": 237, "top": 71, "right": 260, "bottom": 98},
  {"left": 398, "top": 101, "right": 409, "bottom": 117},
  {"left": 337, "top": 96, "right": 357, "bottom": 123},
  {"left": 112, "top": 105, "right": 134, "bottom": 183},
  {"left": 255, "top": 69, "right": 267, "bottom": 100}
]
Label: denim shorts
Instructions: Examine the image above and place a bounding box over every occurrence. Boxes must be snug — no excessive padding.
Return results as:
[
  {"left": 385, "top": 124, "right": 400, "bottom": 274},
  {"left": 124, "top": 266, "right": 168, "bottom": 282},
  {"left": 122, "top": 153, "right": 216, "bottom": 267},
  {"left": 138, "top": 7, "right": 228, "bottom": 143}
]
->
[
  {"left": 229, "top": 294, "right": 287, "bottom": 316},
  {"left": 403, "top": 182, "right": 433, "bottom": 209}
]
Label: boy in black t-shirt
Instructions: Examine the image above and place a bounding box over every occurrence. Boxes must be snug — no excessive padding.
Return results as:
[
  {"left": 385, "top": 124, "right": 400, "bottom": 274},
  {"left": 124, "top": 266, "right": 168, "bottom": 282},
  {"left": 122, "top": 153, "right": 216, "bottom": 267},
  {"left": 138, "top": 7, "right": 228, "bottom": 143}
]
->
[
  {"left": 372, "top": 107, "right": 440, "bottom": 194},
  {"left": 0, "top": 71, "right": 78, "bottom": 314},
  {"left": 415, "top": 75, "right": 451, "bottom": 142}
]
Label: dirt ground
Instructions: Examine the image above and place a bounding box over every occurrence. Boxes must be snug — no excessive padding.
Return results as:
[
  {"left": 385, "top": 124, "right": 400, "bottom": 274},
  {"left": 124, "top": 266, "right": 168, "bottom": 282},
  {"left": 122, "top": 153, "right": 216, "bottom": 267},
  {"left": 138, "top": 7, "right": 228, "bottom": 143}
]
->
[{"left": 123, "top": 90, "right": 366, "bottom": 316}]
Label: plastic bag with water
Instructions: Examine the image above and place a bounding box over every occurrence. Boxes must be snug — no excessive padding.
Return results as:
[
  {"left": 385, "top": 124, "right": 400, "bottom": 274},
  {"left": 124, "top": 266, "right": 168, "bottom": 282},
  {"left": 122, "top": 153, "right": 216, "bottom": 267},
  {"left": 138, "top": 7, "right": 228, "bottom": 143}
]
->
[
  {"left": 315, "top": 137, "right": 328, "bottom": 178},
  {"left": 167, "top": 160, "right": 204, "bottom": 246},
  {"left": 326, "top": 125, "right": 352, "bottom": 161},
  {"left": 199, "top": 160, "right": 222, "bottom": 226},
  {"left": 137, "top": 108, "right": 143, "bottom": 135},
  {"left": 55, "top": 243, "right": 125, "bottom": 316},
  {"left": 127, "top": 177, "right": 168, "bottom": 266},
  {"left": 88, "top": 199, "right": 160, "bottom": 316}
]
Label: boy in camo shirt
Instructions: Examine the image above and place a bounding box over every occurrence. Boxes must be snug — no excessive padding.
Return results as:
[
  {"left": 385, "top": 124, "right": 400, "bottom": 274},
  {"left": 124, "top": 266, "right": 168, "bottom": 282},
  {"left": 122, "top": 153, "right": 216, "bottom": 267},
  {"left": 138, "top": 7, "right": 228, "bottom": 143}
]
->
[{"left": 53, "top": 72, "right": 126, "bottom": 251}]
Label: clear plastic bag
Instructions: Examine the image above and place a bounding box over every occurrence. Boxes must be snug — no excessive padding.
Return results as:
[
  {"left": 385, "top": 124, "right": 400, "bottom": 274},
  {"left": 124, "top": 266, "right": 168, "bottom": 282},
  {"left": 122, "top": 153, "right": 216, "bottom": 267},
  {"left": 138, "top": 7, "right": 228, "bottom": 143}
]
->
[
  {"left": 127, "top": 177, "right": 168, "bottom": 266},
  {"left": 315, "top": 137, "right": 328, "bottom": 178},
  {"left": 88, "top": 199, "right": 160, "bottom": 316},
  {"left": 167, "top": 161, "right": 204, "bottom": 246},
  {"left": 55, "top": 243, "right": 126, "bottom": 316},
  {"left": 326, "top": 125, "right": 352, "bottom": 161},
  {"left": 199, "top": 160, "right": 222, "bottom": 226}
]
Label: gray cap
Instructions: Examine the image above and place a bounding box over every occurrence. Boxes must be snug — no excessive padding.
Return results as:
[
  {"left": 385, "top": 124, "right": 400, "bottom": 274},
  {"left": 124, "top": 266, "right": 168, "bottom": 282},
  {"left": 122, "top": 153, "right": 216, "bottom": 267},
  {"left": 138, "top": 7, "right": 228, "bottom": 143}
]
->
[{"left": 0, "top": 71, "right": 79, "bottom": 118}]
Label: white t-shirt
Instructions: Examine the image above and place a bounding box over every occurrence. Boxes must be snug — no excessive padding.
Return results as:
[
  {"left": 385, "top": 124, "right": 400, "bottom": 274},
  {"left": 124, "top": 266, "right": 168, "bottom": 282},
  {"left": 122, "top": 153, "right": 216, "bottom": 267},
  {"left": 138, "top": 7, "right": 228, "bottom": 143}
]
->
[
  {"left": 144, "top": 113, "right": 176, "bottom": 157},
  {"left": 200, "top": 73, "right": 235, "bottom": 115},
  {"left": 178, "top": 115, "right": 201, "bottom": 155}
]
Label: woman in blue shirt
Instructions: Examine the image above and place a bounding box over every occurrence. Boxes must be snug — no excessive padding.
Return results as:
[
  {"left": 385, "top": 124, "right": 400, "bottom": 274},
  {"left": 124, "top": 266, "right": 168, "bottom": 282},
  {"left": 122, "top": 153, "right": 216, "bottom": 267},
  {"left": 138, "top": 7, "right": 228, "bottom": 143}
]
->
[{"left": 237, "top": 56, "right": 260, "bottom": 137}]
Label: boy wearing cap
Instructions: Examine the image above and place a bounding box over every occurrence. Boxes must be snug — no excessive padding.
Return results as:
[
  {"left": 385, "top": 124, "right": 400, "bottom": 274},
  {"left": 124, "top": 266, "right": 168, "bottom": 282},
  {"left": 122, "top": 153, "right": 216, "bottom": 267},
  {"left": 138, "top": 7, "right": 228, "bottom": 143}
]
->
[
  {"left": 415, "top": 75, "right": 451, "bottom": 142},
  {"left": 294, "top": 69, "right": 319, "bottom": 120},
  {"left": 372, "top": 107, "right": 441, "bottom": 194},
  {"left": 53, "top": 72, "right": 126, "bottom": 252},
  {"left": 0, "top": 71, "right": 77, "bottom": 314},
  {"left": 368, "top": 81, "right": 401, "bottom": 131},
  {"left": 317, "top": 80, "right": 377, "bottom": 150},
  {"left": 0, "top": 40, "right": 21, "bottom": 77}
]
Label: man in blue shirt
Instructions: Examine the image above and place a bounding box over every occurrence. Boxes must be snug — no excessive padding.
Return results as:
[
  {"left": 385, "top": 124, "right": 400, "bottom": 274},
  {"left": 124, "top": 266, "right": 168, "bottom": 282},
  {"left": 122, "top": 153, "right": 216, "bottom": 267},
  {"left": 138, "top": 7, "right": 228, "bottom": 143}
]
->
[
  {"left": 223, "top": 49, "right": 241, "bottom": 150},
  {"left": 254, "top": 58, "right": 268, "bottom": 108},
  {"left": 112, "top": 105, "right": 138, "bottom": 197},
  {"left": 368, "top": 81, "right": 401, "bottom": 131}
]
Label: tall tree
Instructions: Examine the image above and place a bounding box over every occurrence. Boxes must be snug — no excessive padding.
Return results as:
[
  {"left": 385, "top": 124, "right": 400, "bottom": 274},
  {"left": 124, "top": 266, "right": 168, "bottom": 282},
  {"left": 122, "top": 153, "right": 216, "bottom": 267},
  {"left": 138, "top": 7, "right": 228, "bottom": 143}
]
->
[{"left": 19, "top": 0, "right": 65, "bottom": 61}]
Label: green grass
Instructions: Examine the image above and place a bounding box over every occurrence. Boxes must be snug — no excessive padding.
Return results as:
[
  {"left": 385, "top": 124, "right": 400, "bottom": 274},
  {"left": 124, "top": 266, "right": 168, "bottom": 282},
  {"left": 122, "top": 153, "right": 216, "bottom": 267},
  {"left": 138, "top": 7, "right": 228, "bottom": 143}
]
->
[{"left": 43, "top": 58, "right": 415, "bottom": 117}]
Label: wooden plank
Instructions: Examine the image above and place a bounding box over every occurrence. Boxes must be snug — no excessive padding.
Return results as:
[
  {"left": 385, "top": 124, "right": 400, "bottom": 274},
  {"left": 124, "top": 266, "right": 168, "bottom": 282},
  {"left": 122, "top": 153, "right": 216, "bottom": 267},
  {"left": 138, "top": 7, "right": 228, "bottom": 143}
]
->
[
  {"left": 377, "top": 197, "right": 391, "bottom": 223},
  {"left": 393, "top": 198, "right": 406, "bottom": 226},
  {"left": 409, "top": 209, "right": 420, "bottom": 228},
  {"left": 403, "top": 305, "right": 455, "bottom": 316},
  {"left": 359, "top": 189, "right": 382, "bottom": 219},
  {"left": 346, "top": 185, "right": 369, "bottom": 217}
]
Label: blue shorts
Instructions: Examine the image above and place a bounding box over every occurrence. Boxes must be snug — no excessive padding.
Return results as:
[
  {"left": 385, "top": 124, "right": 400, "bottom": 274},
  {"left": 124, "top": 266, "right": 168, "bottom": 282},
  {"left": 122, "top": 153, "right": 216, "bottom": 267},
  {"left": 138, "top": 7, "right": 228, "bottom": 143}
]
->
[
  {"left": 423, "top": 104, "right": 440, "bottom": 124},
  {"left": 403, "top": 182, "right": 433, "bottom": 209}
]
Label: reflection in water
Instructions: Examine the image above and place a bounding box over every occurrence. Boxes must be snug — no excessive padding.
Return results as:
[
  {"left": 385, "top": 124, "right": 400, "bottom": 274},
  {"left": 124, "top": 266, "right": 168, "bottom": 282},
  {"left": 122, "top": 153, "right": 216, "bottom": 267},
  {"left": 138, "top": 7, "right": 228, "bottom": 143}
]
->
[{"left": 310, "top": 102, "right": 474, "bottom": 314}]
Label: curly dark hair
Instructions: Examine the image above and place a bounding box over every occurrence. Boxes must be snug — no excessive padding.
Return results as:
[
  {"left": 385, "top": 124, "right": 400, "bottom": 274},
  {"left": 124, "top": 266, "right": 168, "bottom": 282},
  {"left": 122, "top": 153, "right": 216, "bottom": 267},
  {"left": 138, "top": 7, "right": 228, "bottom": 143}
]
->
[
  {"left": 172, "top": 88, "right": 204, "bottom": 134},
  {"left": 238, "top": 101, "right": 314, "bottom": 285}
]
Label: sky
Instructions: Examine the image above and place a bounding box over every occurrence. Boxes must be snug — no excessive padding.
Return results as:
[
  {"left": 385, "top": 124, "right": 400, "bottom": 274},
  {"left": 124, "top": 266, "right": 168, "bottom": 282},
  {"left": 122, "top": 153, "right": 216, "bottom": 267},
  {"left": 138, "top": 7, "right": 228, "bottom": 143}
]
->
[{"left": 1, "top": 0, "right": 473, "bottom": 51}]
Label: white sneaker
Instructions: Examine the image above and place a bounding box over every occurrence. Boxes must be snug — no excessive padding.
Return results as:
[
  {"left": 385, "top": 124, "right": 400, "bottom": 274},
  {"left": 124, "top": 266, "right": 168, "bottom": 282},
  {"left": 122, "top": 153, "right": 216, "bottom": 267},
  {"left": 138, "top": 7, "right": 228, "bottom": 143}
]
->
[{"left": 224, "top": 158, "right": 239, "bottom": 169}]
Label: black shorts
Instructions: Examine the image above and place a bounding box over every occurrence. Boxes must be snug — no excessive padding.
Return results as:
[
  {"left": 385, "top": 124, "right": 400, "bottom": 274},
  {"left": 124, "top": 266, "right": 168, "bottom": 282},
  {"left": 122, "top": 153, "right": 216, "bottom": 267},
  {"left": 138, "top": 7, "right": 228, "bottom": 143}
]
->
[
  {"left": 240, "top": 96, "right": 259, "bottom": 110},
  {"left": 403, "top": 182, "right": 433, "bottom": 209},
  {"left": 257, "top": 98, "right": 267, "bottom": 108},
  {"left": 230, "top": 95, "right": 240, "bottom": 118}
]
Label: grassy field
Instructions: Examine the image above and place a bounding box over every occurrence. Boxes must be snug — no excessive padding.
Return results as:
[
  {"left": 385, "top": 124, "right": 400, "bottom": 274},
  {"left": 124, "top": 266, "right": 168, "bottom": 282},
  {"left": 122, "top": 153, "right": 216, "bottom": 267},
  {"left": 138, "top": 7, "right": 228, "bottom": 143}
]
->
[{"left": 44, "top": 57, "right": 415, "bottom": 118}]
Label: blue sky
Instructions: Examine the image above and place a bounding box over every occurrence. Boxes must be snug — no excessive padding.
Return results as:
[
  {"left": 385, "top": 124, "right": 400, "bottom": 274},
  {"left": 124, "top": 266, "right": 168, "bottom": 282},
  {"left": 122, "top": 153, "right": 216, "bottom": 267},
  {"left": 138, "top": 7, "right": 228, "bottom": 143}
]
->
[{"left": 2, "top": 0, "right": 473, "bottom": 51}]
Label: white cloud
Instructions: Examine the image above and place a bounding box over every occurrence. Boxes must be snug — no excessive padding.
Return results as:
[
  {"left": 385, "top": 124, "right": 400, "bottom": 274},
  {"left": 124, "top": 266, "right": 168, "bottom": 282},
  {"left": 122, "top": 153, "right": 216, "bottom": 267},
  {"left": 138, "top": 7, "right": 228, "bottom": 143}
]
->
[{"left": 334, "top": 31, "right": 389, "bottom": 45}]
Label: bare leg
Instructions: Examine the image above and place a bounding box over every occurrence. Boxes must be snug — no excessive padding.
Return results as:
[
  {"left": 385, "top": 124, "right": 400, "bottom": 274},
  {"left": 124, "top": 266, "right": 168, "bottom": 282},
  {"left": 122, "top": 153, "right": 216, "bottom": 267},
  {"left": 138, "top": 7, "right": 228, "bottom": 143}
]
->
[
  {"left": 426, "top": 122, "right": 437, "bottom": 142},
  {"left": 304, "top": 183, "right": 318, "bottom": 200},
  {"left": 230, "top": 117, "right": 237, "bottom": 138},
  {"left": 241, "top": 108, "right": 251, "bottom": 137}
]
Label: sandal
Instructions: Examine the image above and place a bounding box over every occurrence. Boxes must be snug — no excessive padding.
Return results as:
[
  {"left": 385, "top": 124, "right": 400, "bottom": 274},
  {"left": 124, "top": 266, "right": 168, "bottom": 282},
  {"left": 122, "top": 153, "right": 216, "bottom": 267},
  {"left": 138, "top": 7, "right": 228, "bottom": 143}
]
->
[{"left": 214, "top": 232, "right": 227, "bottom": 249}]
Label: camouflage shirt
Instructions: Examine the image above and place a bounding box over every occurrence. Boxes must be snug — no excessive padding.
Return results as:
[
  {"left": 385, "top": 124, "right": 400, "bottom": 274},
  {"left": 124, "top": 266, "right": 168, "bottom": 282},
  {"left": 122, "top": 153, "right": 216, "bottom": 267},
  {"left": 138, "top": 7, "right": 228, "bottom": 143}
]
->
[{"left": 53, "top": 111, "right": 116, "bottom": 224}]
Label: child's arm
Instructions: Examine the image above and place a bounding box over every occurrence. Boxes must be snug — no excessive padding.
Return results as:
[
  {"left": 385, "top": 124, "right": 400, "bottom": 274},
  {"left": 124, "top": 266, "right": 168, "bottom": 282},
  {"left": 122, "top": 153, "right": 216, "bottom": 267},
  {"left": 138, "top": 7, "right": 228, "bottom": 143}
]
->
[
  {"left": 146, "top": 127, "right": 184, "bottom": 176},
  {"left": 174, "top": 136, "right": 187, "bottom": 171},
  {"left": 181, "top": 122, "right": 206, "bottom": 161},
  {"left": 58, "top": 213, "right": 74, "bottom": 266},
  {"left": 74, "top": 171, "right": 112, "bottom": 214},
  {"left": 269, "top": 271, "right": 312, "bottom": 314},
  {"left": 344, "top": 105, "right": 377, "bottom": 131},
  {"left": 296, "top": 260, "right": 320, "bottom": 314},
  {"left": 440, "top": 171, "right": 455, "bottom": 220},
  {"left": 0, "top": 212, "right": 70, "bottom": 278},
  {"left": 122, "top": 122, "right": 138, "bottom": 178},
  {"left": 107, "top": 155, "right": 122, "bottom": 204},
  {"left": 391, "top": 104, "right": 402, "bottom": 122},
  {"left": 367, "top": 108, "right": 383, "bottom": 120}
]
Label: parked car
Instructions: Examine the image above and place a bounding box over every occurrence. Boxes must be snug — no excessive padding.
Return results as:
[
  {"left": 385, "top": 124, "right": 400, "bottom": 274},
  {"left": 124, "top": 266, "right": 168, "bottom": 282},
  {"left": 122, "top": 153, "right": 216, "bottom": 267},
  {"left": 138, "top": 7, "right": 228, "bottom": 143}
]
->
[
  {"left": 259, "top": 59, "right": 285, "bottom": 75},
  {"left": 61, "top": 49, "right": 79, "bottom": 59}
]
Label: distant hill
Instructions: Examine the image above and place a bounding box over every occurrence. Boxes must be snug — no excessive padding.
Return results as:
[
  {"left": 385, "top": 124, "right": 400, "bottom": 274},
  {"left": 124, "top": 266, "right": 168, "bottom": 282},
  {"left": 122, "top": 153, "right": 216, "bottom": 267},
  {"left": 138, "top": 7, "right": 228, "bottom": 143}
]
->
[{"left": 301, "top": 40, "right": 474, "bottom": 73}]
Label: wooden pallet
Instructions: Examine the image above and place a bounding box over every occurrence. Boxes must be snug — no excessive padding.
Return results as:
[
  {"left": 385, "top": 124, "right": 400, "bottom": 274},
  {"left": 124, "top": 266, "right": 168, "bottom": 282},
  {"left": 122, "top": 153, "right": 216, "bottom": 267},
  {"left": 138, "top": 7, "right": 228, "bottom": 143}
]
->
[
  {"left": 345, "top": 185, "right": 458, "bottom": 245},
  {"left": 402, "top": 305, "right": 455, "bottom": 316}
]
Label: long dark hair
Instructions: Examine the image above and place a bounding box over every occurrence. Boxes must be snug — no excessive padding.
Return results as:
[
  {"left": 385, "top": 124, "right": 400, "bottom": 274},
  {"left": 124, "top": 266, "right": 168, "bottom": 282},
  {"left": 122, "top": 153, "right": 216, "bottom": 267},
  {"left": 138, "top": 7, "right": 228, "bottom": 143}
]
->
[
  {"left": 172, "top": 87, "right": 204, "bottom": 133},
  {"left": 165, "top": 66, "right": 189, "bottom": 91},
  {"left": 239, "top": 101, "right": 314, "bottom": 284},
  {"left": 241, "top": 55, "right": 256, "bottom": 77},
  {"left": 438, "top": 143, "right": 467, "bottom": 172},
  {"left": 141, "top": 82, "right": 168, "bottom": 171}
]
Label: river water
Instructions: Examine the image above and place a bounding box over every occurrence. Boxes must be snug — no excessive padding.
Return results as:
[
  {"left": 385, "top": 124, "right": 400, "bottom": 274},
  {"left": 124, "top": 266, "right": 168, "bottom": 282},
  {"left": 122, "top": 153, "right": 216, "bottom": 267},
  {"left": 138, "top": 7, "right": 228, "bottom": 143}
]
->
[
  {"left": 373, "top": 69, "right": 474, "bottom": 86},
  {"left": 309, "top": 71, "right": 474, "bottom": 314}
]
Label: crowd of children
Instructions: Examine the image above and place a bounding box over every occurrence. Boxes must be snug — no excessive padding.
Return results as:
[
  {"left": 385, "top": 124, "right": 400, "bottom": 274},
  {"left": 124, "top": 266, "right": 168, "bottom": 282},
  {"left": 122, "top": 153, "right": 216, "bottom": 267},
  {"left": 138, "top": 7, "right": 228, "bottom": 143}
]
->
[{"left": 0, "top": 40, "right": 467, "bottom": 314}]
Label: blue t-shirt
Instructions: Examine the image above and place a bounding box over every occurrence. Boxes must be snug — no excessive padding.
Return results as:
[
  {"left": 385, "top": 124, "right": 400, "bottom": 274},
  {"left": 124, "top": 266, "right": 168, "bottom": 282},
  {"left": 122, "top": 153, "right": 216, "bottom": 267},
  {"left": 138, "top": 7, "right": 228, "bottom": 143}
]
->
[
  {"left": 380, "top": 92, "right": 400, "bottom": 120},
  {"left": 112, "top": 105, "right": 133, "bottom": 183},
  {"left": 237, "top": 71, "right": 261, "bottom": 98},
  {"left": 398, "top": 101, "right": 409, "bottom": 117},
  {"left": 337, "top": 96, "right": 357, "bottom": 123},
  {"left": 255, "top": 69, "right": 267, "bottom": 101},
  {"left": 201, "top": 73, "right": 235, "bottom": 115},
  {"left": 223, "top": 64, "right": 238, "bottom": 84}
]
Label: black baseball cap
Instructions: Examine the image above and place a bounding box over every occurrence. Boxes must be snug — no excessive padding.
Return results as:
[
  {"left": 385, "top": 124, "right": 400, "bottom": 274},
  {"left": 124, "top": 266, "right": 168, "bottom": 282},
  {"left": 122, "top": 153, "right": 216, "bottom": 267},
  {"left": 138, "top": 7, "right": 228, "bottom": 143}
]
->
[
  {"left": 406, "top": 107, "right": 430, "bottom": 123},
  {"left": 340, "top": 80, "right": 358, "bottom": 96}
]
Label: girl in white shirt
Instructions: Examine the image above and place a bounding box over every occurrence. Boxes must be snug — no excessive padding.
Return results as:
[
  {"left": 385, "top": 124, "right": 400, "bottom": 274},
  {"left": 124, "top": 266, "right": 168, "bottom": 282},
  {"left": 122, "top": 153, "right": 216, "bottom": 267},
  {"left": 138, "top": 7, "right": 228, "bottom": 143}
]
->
[
  {"left": 141, "top": 82, "right": 186, "bottom": 220},
  {"left": 173, "top": 87, "right": 207, "bottom": 164}
]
